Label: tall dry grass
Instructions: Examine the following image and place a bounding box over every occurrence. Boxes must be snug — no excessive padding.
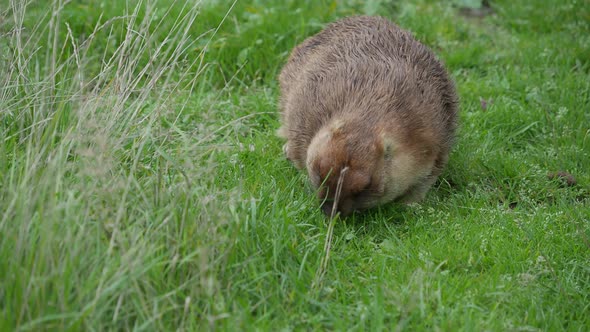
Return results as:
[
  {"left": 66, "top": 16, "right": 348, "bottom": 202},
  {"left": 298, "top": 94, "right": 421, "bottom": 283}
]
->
[{"left": 1, "top": 0, "right": 241, "bottom": 329}]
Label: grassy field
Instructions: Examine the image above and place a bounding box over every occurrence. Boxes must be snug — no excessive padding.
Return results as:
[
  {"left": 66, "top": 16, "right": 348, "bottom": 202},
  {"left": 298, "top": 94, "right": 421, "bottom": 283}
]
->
[{"left": 1, "top": 0, "right": 589, "bottom": 330}]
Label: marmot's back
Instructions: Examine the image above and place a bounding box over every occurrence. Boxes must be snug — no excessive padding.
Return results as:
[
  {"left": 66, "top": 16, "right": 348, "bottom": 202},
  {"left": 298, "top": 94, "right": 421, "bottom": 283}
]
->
[{"left": 279, "top": 16, "right": 457, "bottom": 162}]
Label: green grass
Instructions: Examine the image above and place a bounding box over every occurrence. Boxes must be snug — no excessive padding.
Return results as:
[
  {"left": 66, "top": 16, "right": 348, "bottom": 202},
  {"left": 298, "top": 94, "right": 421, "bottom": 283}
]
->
[{"left": 1, "top": 0, "right": 589, "bottom": 330}]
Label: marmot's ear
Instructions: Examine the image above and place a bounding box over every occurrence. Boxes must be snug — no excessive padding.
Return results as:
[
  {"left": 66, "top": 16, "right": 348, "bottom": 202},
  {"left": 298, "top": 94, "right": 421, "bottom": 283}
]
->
[
  {"left": 378, "top": 132, "right": 395, "bottom": 160},
  {"left": 318, "top": 128, "right": 333, "bottom": 143},
  {"left": 306, "top": 127, "right": 332, "bottom": 169},
  {"left": 330, "top": 119, "right": 345, "bottom": 136}
]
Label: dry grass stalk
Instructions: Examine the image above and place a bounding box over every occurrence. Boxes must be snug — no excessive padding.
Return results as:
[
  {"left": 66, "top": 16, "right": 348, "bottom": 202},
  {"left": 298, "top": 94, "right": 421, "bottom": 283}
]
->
[{"left": 312, "top": 166, "right": 349, "bottom": 290}]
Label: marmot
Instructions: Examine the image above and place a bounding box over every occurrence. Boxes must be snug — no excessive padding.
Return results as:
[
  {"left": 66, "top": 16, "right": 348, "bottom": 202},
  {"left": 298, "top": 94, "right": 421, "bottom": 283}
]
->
[{"left": 277, "top": 16, "right": 458, "bottom": 216}]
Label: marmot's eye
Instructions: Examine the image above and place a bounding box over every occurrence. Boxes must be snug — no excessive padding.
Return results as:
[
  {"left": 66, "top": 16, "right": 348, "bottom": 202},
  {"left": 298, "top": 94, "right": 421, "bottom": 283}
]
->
[
  {"left": 363, "top": 179, "right": 373, "bottom": 191},
  {"left": 353, "top": 180, "right": 372, "bottom": 198}
]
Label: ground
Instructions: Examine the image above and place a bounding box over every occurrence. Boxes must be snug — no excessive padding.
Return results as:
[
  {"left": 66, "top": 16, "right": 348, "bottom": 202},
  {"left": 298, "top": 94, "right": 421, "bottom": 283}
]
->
[{"left": 0, "top": 0, "right": 589, "bottom": 330}]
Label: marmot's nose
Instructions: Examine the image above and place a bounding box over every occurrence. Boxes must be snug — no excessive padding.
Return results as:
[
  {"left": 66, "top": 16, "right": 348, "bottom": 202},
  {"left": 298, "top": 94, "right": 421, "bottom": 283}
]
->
[{"left": 320, "top": 201, "right": 335, "bottom": 216}]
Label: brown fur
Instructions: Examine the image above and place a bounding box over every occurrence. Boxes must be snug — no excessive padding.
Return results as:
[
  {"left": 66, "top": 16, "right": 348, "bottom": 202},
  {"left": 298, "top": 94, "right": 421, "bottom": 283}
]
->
[{"left": 277, "top": 16, "right": 458, "bottom": 216}]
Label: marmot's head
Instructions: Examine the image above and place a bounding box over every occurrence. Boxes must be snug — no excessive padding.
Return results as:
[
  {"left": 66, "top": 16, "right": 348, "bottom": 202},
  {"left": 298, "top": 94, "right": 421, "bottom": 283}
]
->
[
  {"left": 306, "top": 118, "right": 439, "bottom": 216},
  {"left": 305, "top": 120, "right": 389, "bottom": 216}
]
